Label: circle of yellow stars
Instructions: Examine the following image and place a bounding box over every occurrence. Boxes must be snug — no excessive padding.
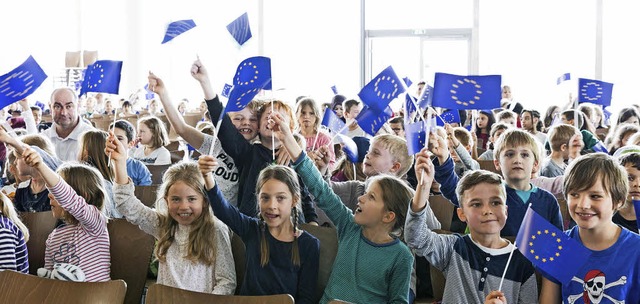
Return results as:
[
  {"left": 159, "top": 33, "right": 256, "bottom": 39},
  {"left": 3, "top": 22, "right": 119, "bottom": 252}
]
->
[
  {"left": 580, "top": 82, "right": 603, "bottom": 101},
  {"left": 373, "top": 75, "right": 399, "bottom": 100},
  {"left": 87, "top": 64, "right": 105, "bottom": 89},
  {"left": 529, "top": 229, "right": 563, "bottom": 263},
  {"left": 450, "top": 78, "right": 483, "bottom": 106},
  {"left": 235, "top": 62, "right": 260, "bottom": 86}
]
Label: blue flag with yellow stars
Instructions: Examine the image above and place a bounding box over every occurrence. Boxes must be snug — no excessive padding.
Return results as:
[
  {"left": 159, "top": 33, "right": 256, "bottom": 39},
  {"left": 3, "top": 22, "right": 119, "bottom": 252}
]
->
[
  {"left": 417, "top": 83, "right": 433, "bottom": 109},
  {"left": 356, "top": 105, "right": 392, "bottom": 137},
  {"left": 432, "top": 73, "right": 501, "bottom": 110},
  {"left": 435, "top": 109, "right": 461, "bottom": 126},
  {"left": 516, "top": 207, "right": 591, "bottom": 284},
  {"left": 0, "top": 56, "right": 47, "bottom": 108},
  {"left": 321, "top": 108, "right": 346, "bottom": 134},
  {"left": 405, "top": 120, "right": 428, "bottom": 155},
  {"left": 225, "top": 56, "right": 271, "bottom": 113},
  {"left": 80, "top": 60, "right": 122, "bottom": 96},
  {"left": 358, "top": 66, "right": 405, "bottom": 113},
  {"left": 578, "top": 78, "right": 613, "bottom": 107},
  {"left": 227, "top": 13, "right": 252, "bottom": 46},
  {"left": 162, "top": 19, "right": 196, "bottom": 44}
]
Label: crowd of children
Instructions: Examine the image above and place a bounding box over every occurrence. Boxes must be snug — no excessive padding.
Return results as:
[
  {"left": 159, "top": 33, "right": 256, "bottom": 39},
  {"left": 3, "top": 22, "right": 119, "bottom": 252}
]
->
[{"left": 1, "top": 64, "right": 640, "bottom": 304}]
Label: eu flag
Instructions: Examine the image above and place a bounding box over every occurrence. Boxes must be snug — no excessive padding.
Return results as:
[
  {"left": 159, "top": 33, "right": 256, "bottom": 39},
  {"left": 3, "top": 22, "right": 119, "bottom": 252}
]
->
[
  {"left": 0, "top": 56, "right": 47, "bottom": 108},
  {"left": 143, "top": 84, "right": 155, "bottom": 100},
  {"left": 403, "top": 76, "right": 413, "bottom": 88},
  {"left": 417, "top": 84, "right": 433, "bottom": 109},
  {"left": 358, "top": 66, "right": 405, "bottom": 113},
  {"left": 578, "top": 78, "right": 613, "bottom": 107},
  {"left": 335, "top": 134, "right": 358, "bottom": 163},
  {"left": 162, "top": 19, "right": 196, "bottom": 44},
  {"left": 591, "top": 141, "right": 609, "bottom": 154},
  {"left": 80, "top": 60, "right": 122, "bottom": 96},
  {"left": 516, "top": 207, "right": 591, "bottom": 284},
  {"left": 225, "top": 56, "right": 271, "bottom": 113},
  {"left": 227, "top": 12, "right": 252, "bottom": 46},
  {"left": 331, "top": 85, "right": 338, "bottom": 95},
  {"left": 436, "top": 109, "right": 461, "bottom": 126},
  {"left": 356, "top": 105, "right": 392, "bottom": 137},
  {"left": 556, "top": 72, "right": 571, "bottom": 85},
  {"left": 405, "top": 94, "right": 417, "bottom": 124},
  {"left": 432, "top": 73, "right": 501, "bottom": 110},
  {"left": 321, "top": 109, "right": 346, "bottom": 134},
  {"left": 221, "top": 83, "right": 233, "bottom": 98},
  {"left": 405, "top": 120, "right": 428, "bottom": 155}
]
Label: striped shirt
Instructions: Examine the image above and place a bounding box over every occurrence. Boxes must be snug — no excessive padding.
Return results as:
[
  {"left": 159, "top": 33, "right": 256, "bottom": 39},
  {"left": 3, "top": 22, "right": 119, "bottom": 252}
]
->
[
  {"left": 0, "top": 215, "right": 29, "bottom": 273},
  {"left": 44, "top": 179, "right": 110, "bottom": 282}
]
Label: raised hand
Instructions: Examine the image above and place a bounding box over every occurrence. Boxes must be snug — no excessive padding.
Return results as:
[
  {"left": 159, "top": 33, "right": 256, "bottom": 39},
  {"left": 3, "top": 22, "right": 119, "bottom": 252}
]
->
[
  {"left": 190, "top": 57, "right": 209, "bottom": 83},
  {"left": 22, "top": 147, "right": 44, "bottom": 170},
  {"left": 308, "top": 145, "right": 331, "bottom": 174},
  {"left": 105, "top": 132, "right": 127, "bottom": 163},
  {"left": 428, "top": 130, "right": 449, "bottom": 164},
  {"left": 568, "top": 132, "right": 584, "bottom": 161},
  {"left": 415, "top": 148, "right": 435, "bottom": 190},
  {"left": 147, "top": 72, "right": 167, "bottom": 95},
  {"left": 198, "top": 155, "right": 218, "bottom": 190}
]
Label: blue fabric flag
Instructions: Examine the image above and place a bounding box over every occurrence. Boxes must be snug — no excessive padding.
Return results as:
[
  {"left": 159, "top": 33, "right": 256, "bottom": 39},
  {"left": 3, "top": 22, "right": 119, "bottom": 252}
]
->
[
  {"left": 403, "top": 77, "right": 413, "bottom": 88},
  {"left": 225, "top": 56, "right": 272, "bottom": 113},
  {"left": 634, "top": 200, "right": 640, "bottom": 233},
  {"left": 143, "top": 84, "right": 155, "bottom": 100},
  {"left": 516, "top": 207, "right": 592, "bottom": 285},
  {"left": 405, "top": 120, "right": 428, "bottom": 155},
  {"left": 356, "top": 105, "right": 392, "bottom": 137},
  {"left": 578, "top": 78, "right": 613, "bottom": 107},
  {"left": 162, "top": 19, "right": 196, "bottom": 44},
  {"left": 221, "top": 83, "right": 233, "bottom": 98},
  {"left": 556, "top": 73, "right": 571, "bottom": 85},
  {"left": 227, "top": 13, "right": 252, "bottom": 46},
  {"left": 405, "top": 94, "right": 417, "bottom": 124},
  {"left": 437, "top": 109, "right": 461, "bottom": 126},
  {"left": 35, "top": 100, "right": 45, "bottom": 111},
  {"left": 335, "top": 134, "right": 358, "bottom": 163},
  {"left": 417, "top": 84, "right": 433, "bottom": 109},
  {"left": 358, "top": 66, "right": 406, "bottom": 113},
  {"left": 591, "top": 141, "right": 609, "bottom": 154},
  {"left": 80, "top": 60, "right": 123, "bottom": 96},
  {"left": 0, "top": 56, "right": 48, "bottom": 108},
  {"left": 331, "top": 85, "right": 338, "bottom": 95},
  {"left": 432, "top": 73, "right": 501, "bottom": 110},
  {"left": 321, "top": 109, "right": 346, "bottom": 134}
]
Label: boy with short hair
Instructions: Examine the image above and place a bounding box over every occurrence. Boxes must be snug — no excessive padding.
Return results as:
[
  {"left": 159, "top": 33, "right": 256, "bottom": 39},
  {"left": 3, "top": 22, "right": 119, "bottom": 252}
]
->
[
  {"left": 614, "top": 151, "right": 640, "bottom": 233},
  {"left": 478, "top": 122, "right": 512, "bottom": 161},
  {"left": 405, "top": 150, "right": 538, "bottom": 303},
  {"left": 540, "top": 124, "right": 581, "bottom": 178},
  {"left": 540, "top": 153, "right": 640, "bottom": 303},
  {"left": 388, "top": 116, "right": 405, "bottom": 137},
  {"left": 430, "top": 128, "right": 562, "bottom": 235},
  {"left": 109, "top": 120, "right": 152, "bottom": 186},
  {"left": 342, "top": 99, "right": 368, "bottom": 138}
]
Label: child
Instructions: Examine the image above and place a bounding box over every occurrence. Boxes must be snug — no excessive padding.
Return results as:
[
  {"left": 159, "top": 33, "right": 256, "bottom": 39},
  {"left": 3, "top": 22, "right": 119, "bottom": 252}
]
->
[
  {"left": 109, "top": 120, "right": 152, "bottom": 186},
  {"left": 198, "top": 157, "right": 319, "bottom": 303},
  {"left": 106, "top": 135, "right": 236, "bottom": 294},
  {"left": 613, "top": 152, "right": 640, "bottom": 233},
  {"left": 132, "top": 116, "right": 171, "bottom": 165},
  {"left": 0, "top": 191, "right": 29, "bottom": 273},
  {"left": 330, "top": 136, "right": 370, "bottom": 182},
  {"left": 79, "top": 130, "right": 118, "bottom": 218},
  {"left": 22, "top": 147, "right": 110, "bottom": 282},
  {"left": 475, "top": 110, "right": 495, "bottom": 150},
  {"left": 343, "top": 99, "right": 368, "bottom": 138},
  {"left": 540, "top": 124, "right": 581, "bottom": 178},
  {"left": 559, "top": 109, "right": 599, "bottom": 153},
  {"left": 295, "top": 97, "right": 336, "bottom": 169},
  {"left": 478, "top": 122, "right": 511, "bottom": 161},
  {"left": 496, "top": 109, "right": 517, "bottom": 128},
  {"left": 540, "top": 153, "right": 640, "bottom": 303},
  {"left": 521, "top": 109, "right": 547, "bottom": 145},
  {"left": 405, "top": 149, "right": 538, "bottom": 303},
  {"left": 431, "top": 128, "right": 563, "bottom": 236},
  {"left": 270, "top": 112, "right": 414, "bottom": 303},
  {"left": 444, "top": 124, "right": 480, "bottom": 177}
]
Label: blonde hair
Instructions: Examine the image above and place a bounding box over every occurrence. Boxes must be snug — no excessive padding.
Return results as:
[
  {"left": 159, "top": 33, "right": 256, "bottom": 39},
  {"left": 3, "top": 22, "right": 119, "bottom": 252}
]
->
[
  {"left": 547, "top": 124, "right": 580, "bottom": 152},
  {"left": 138, "top": 116, "right": 169, "bottom": 149},
  {"left": 19, "top": 134, "right": 55, "bottom": 157},
  {"left": 255, "top": 165, "right": 301, "bottom": 267},
  {"left": 453, "top": 127, "right": 473, "bottom": 148},
  {"left": 155, "top": 162, "right": 218, "bottom": 265},
  {"left": 564, "top": 153, "right": 628, "bottom": 210},
  {"left": 364, "top": 175, "right": 414, "bottom": 239},
  {"left": 456, "top": 170, "right": 506, "bottom": 206},
  {"left": 0, "top": 192, "right": 29, "bottom": 242},
  {"left": 79, "top": 130, "right": 113, "bottom": 182},
  {"left": 493, "top": 129, "right": 541, "bottom": 163},
  {"left": 370, "top": 134, "right": 414, "bottom": 177},
  {"left": 57, "top": 163, "right": 107, "bottom": 225}
]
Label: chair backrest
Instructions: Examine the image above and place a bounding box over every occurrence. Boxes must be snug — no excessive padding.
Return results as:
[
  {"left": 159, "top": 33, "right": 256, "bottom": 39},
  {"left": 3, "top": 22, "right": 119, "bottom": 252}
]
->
[
  {"left": 300, "top": 223, "right": 338, "bottom": 303},
  {"left": 478, "top": 160, "right": 501, "bottom": 175},
  {"left": 145, "top": 283, "right": 294, "bottom": 304},
  {"left": 19, "top": 211, "right": 59, "bottom": 275},
  {"left": 556, "top": 197, "right": 571, "bottom": 230},
  {"left": 165, "top": 140, "right": 180, "bottom": 152},
  {"left": 230, "top": 232, "right": 246, "bottom": 295},
  {"left": 65, "top": 51, "right": 81, "bottom": 68},
  {"left": 183, "top": 113, "right": 203, "bottom": 128},
  {"left": 108, "top": 219, "right": 156, "bottom": 304},
  {"left": 83, "top": 50, "right": 99, "bottom": 67},
  {"left": 328, "top": 300, "right": 354, "bottom": 304},
  {"left": 134, "top": 185, "right": 160, "bottom": 207},
  {"left": 147, "top": 164, "right": 172, "bottom": 185},
  {"left": 170, "top": 150, "right": 185, "bottom": 164},
  {"left": 428, "top": 195, "right": 455, "bottom": 232},
  {"left": 0, "top": 270, "right": 127, "bottom": 304}
]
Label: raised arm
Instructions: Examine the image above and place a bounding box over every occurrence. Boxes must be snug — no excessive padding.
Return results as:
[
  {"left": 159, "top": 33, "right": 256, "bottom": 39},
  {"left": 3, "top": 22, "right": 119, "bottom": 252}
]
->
[{"left": 18, "top": 99, "right": 37, "bottom": 134}]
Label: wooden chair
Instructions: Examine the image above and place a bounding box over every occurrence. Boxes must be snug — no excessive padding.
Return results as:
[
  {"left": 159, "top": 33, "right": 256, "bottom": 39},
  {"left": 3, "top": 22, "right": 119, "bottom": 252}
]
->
[
  {"left": 145, "top": 283, "right": 294, "bottom": 304},
  {"left": 65, "top": 51, "right": 81, "bottom": 68},
  {"left": 134, "top": 185, "right": 160, "bottom": 207},
  {"left": 478, "top": 160, "right": 501, "bottom": 175},
  {"left": 428, "top": 195, "right": 455, "bottom": 232},
  {"left": 230, "top": 233, "right": 246, "bottom": 294},
  {"left": 183, "top": 113, "right": 203, "bottom": 128},
  {"left": 0, "top": 270, "right": 127, "bottom": 304},
  {"left": 165, "top": 140, "right": 180, "bottom": 152},
  {"left": 19, "top": 211, "right": 59, "bottom": 275},
  {"left": 170, "top": 150, "right": 185, "bottom": 164},
  {"left": 300, "top": 223, "right": 338, "bottom": 303},
  {"left": 108, "top": 219, "right": 156, "bottom": 304},
  {"left": 147, "top": 164, "right": 172, "bottom": 185}
]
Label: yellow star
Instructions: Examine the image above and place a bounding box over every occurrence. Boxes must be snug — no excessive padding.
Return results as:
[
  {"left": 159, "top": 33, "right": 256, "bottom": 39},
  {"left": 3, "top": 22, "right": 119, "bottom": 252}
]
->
[
  {"left": 535, "top": 256, "right": 539, "bottom": 260},
  {"left": 552, "top": 232, "right": 556, "bottom": 237},
  {"left": 542, "top": 258, "right": 547, "bottom": 262},
  {"left": 550, "top": 257, "right": 554, "bottom": 261},
  {"left": 557, "top": 238, "right": 561, "bottom": 243},
  {"left": 531, "top": 235, "right": 536, "bottom": 240},
  {"left": 537, "top": 231, "right": 541, "bottom": 235},
  {"left": 558, "top": 246, "right": 563, "bottom": 250},
  {"left": 529, "top": 242, "right": 533, "bottom": 246},
  {"left": 530, "top": 249, "right": 535, "bottom": 254},
  {"left": 555, "top": 253, "right": 560, "bottom": 257},
  {"left": 544, "top": 230, "right": 549, "bottom": 234}
]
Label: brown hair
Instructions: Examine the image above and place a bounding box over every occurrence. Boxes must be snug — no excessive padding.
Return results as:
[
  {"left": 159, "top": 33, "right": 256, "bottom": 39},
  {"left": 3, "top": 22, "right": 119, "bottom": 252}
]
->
[
  {"left": 564, "top": 153, "right": 628, "bottom": 209},
  {"left": 296, "top": 98, "right": 321, "bottom": 132},
  {"left": 547, "top": 124, "right": 580, "bottom": 152},
  {"left": 455, "top": 170, "right": 506, "bottom": 206},
  {"left": 365, "top": 175, "right": 414, "bottom": 239},
  {"left": 138, "top": 116, "right": 169, "bottom": 149},
  {"left": 79, "top": 130, "right": 113, "bottom": 182},
  {"left": 57, "top": 163, "right": 107, "bottom": 225},
  {"left": 20, "top": 134, "right": 55, "bottom": 157}
]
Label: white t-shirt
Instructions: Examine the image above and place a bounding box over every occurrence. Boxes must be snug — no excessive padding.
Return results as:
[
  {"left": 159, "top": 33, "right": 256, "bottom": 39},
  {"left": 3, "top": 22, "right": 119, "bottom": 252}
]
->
[{"left": 132, "top": 146, "right": 171, "bottom": 165}]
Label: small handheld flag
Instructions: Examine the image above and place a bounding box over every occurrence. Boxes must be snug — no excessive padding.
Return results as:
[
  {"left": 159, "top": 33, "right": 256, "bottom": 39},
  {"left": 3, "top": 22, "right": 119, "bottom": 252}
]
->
[
  {"left": 225, "top": 56, "right": 271, "bottom": 113},
  {"left": 321, "top": 109, "right": 346, "bottom": 134},
  {"left": 403, "top": 77, "right": 413, "bottom": 88},
  {"left": 435, "top": 109, "right": 461, "bottom": 126},
  {"left": 578, "top": 78, "right": 613, "bottom": 107},
  {"left": 416, "top": 84, "right": 433, "bottom": 109},
  {"left": 221, "top": 83, "right": 233, "bottom": 98},
  {"left": 432, "top": 73, "right": 501, "bottom": 110},
  {"left": 331, "top": 85, "right": 338, "bottom": 95},
  {"left": 556, "top": 73, "right": 571, "bottom": 85},
  {"left": 0, "top": 56, "right": 48, "bottom": 108},
  {"left": 405, "top": 120, "right": 428, "bottom": 155},
  {"left": 356, "top": 105, "right": 392, "bottom": 137},
  {"left": 515, "top": 207, "right": 591, "bottom": 284},
  {"left": 143, "top": 84, "right": 155, "bottom": 100},
  {"left": 335, "top": 134, "right": 358, "bottom": 163},
  {"left": 227, "top": 13, "right": 252, "bottom": 46},
  {"left": 80, "top": 60, "right": 123, "bottom": 96},
  {"left": 162, "top": 19, "right": 196, "bottom": 44},
  {"left": 591, "top": 141, "right": 609, "bottom": 154},
  {"left": 358, "top": 66, "right": 405, "bottom": 113}
]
